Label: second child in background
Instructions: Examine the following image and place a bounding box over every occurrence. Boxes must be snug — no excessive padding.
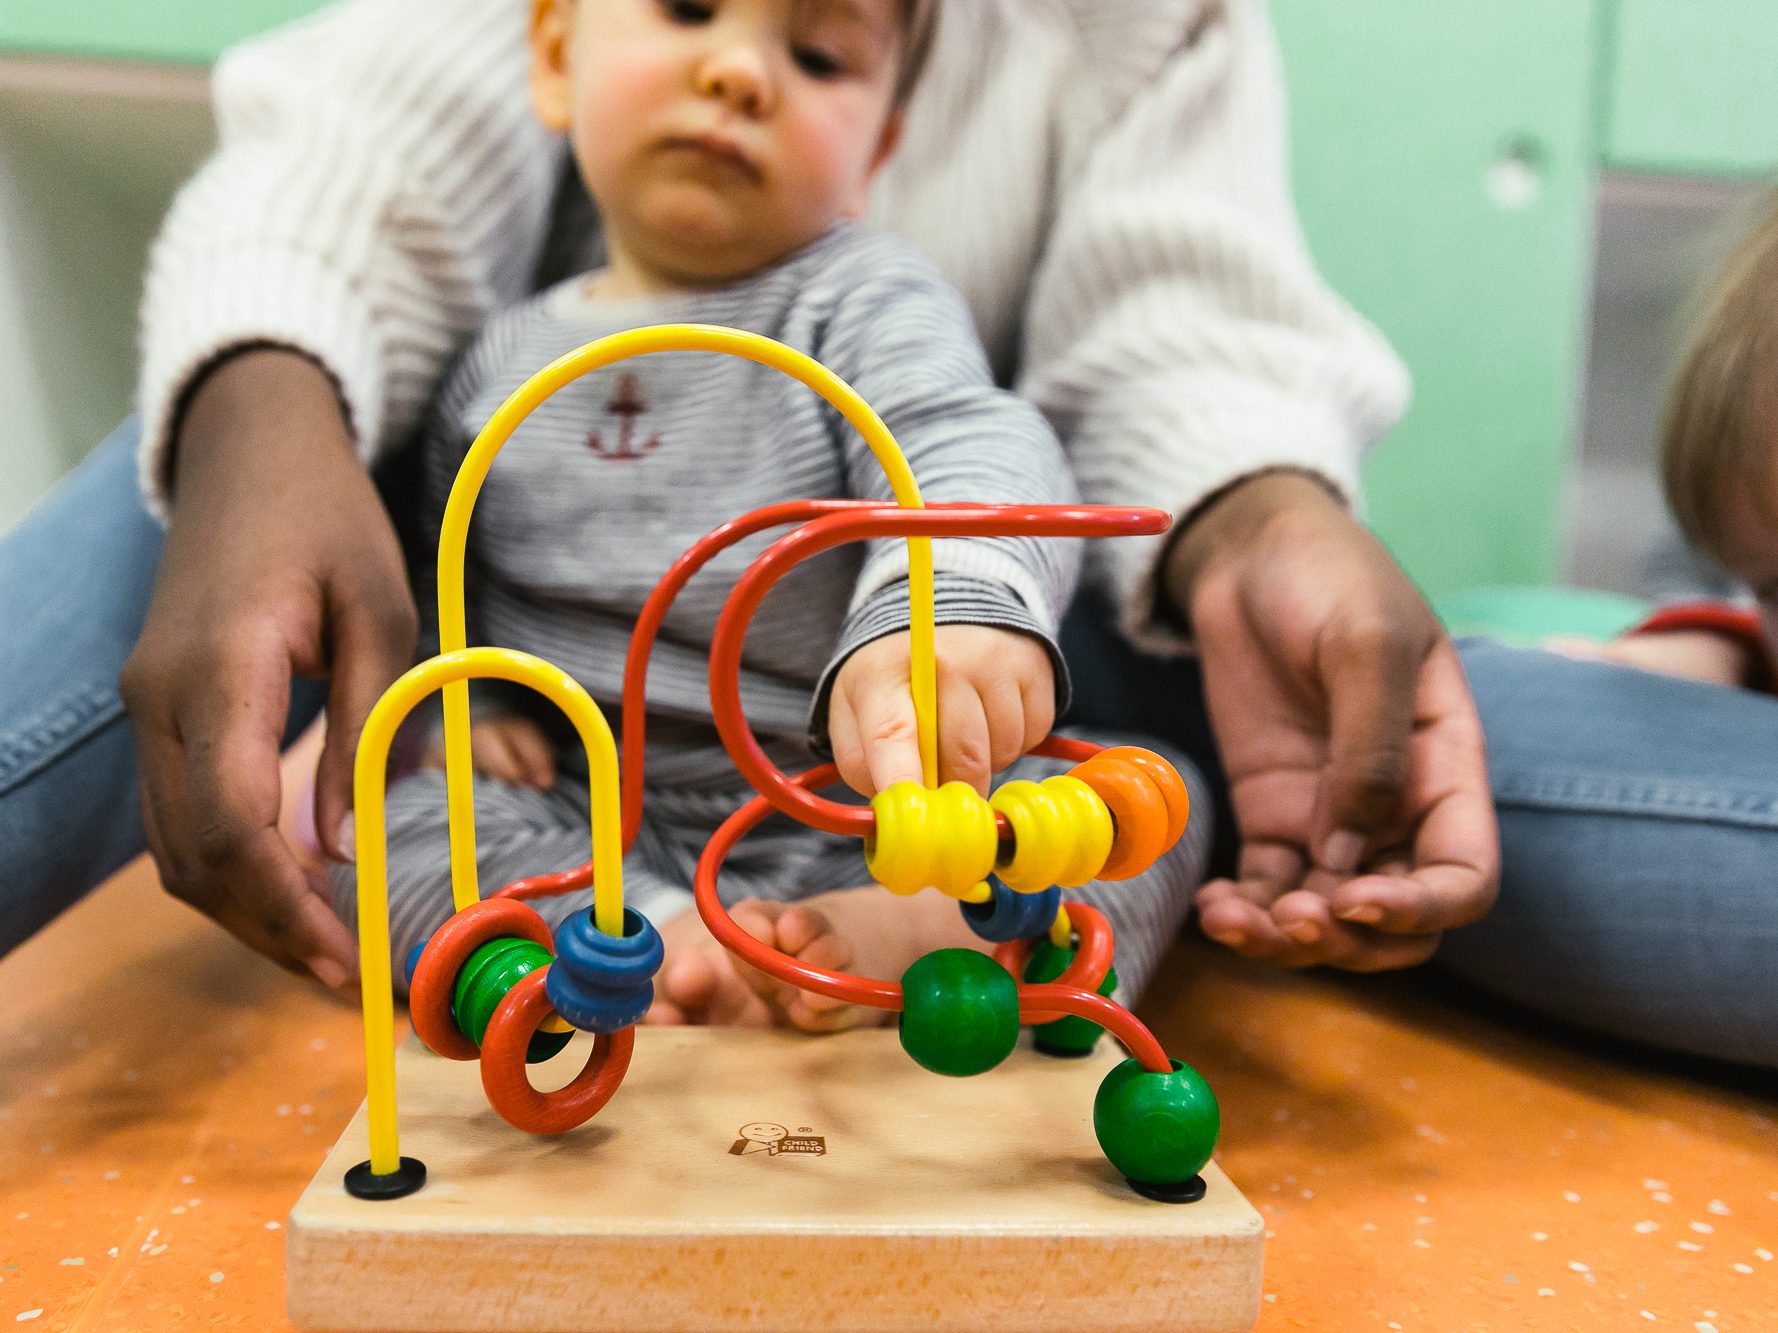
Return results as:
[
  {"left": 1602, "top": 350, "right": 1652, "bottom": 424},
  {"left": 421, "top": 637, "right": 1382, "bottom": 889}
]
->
[{"left": 1553, "top": 189, "right": 1778, "bottom": 688}]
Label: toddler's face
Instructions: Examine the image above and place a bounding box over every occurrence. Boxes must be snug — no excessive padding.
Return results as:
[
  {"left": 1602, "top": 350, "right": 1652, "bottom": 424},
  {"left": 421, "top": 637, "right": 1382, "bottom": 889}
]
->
[{"left": 532, "top": 0, "right": 906, "bottom": 284}]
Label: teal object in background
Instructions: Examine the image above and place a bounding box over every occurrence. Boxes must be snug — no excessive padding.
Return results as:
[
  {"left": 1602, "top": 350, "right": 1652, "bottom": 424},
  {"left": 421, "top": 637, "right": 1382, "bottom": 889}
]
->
[
  {"left": 1603, "top": 0, "right": 1778, "bottom": 179},
  {"left": 0, "top": 1, "right": 327, "bottom": 64},
  {"left": 1434, "top": 585, "right": 1650, "bottom": 646},
  {"left": 1270, "top": 0, "right": 1604, "bottom": 598}
]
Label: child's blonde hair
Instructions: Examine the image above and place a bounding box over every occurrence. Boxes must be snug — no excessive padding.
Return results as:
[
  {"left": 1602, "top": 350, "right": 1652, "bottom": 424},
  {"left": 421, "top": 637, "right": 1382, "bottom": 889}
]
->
[{"left": 1662, "top": 190, "right": 1778, "bottom": 563}]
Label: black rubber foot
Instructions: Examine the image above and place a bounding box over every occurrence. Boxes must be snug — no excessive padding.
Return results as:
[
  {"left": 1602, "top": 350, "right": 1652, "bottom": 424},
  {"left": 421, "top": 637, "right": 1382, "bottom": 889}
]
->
[
  {"left": 1127, "top": 1173, "right": 1207, "bottom": 1204},
  {"left": 1032, "top": 1040, "right": 1097, "bottom": 1060},
  {"left": 345, "top": 1157, "right": 427, "bottom": 1200}
]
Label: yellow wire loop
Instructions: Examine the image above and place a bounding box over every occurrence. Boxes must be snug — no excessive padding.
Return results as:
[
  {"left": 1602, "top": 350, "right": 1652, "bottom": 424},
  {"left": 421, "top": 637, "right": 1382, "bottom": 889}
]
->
[
  {"left": 353, "top": 646, "right": 624, "bottom": 1176},
  {"left": 431, "top": 325, "right": 940, "bottom": 908},
  {"left": 865, "top": 780, "right": 998, "bottom": 898}
]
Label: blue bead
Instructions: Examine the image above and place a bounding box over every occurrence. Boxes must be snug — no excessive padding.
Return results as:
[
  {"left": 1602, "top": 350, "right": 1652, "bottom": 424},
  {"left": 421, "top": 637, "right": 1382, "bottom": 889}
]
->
[
  {"left": 546, "top": 906, "right": 664, "bottom": 1034},
  {"left": 402, "top": 939, "right": 429, "bottom": 992},
  {"left": 960, "top": 878, "right": 1061, "bottom": 943}
]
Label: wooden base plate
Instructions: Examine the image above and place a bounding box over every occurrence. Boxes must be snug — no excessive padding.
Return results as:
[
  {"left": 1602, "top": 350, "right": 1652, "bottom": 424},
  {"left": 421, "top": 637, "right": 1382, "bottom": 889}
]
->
[{"left": 289, "top": 1028, "right": 1263, "bottom": 1332}]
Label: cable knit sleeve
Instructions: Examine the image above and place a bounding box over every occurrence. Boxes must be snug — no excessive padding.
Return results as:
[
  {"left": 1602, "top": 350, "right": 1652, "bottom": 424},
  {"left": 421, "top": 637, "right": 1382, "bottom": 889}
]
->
[
  {"left": 1018, "top": 0, "right": 1411, "bottom": 655},
  {"left": 135, "top": 0, "right": 555, "bottom": 517}
]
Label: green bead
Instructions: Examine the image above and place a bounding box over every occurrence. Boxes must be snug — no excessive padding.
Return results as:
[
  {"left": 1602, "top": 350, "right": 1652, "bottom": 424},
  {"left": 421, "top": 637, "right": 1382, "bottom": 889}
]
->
[
  {"left": 1023, "top": 941, "right": 1119, "bottom": 1056},
  {"left": 1093, "top": 1057, "right": 1220, "bottom": 1186},
  {"left": 898, "top": 949, "right": 1020, "bottom": 1077},
  {"left": 452, "top": 937, "right": 573, "bottom": 1064}
]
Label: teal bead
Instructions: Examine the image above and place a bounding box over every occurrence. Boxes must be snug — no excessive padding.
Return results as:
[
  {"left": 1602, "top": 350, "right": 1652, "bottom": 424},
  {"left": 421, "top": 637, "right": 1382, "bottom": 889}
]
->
[
  {"left": 452, "top": 937, "right": 573, "bottom": 1064},
  {"left": 1022, "top": 940, "right": 1119, "bottom": 1056},
  {"left": 898, "top": 949, "right": 1020, "bottom": 1077},
  {"left": 1093, "top": 1057, "right": 1220, "bottom": 1186}
]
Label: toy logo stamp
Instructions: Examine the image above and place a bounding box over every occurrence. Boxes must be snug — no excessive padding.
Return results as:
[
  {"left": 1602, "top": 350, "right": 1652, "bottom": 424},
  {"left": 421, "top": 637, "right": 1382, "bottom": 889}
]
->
[{"left": 729, "top": 1122, "right": 826, "bottom": 1158}]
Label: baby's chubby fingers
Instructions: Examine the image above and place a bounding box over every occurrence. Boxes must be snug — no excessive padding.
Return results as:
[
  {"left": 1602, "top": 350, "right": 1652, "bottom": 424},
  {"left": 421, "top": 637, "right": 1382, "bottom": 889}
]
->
[
  {"left": 934, "top": 660, "right": 992, "bottom": 794},
  {"left": 828, "top": 642, "right": 924, "bottom": 797}
]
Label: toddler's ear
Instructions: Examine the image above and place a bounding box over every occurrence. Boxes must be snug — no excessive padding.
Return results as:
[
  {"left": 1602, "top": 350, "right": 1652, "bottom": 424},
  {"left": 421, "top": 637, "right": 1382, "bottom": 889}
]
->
[
  {"left": 844, "top": 111, "right": 905, "bottom": 218},
  {"left": 530, "top": 0, "right": 575, "bottom": 132}
]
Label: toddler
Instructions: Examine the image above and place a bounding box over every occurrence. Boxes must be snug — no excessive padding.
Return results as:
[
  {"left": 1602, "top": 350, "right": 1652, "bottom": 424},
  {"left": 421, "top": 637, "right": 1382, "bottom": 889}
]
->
[
  {"left": 1564, "top": 191, "right": 1778, "bottom": 689},
  {"left": 328, "top": 0, "right": 1209, "bottom": 1029}
]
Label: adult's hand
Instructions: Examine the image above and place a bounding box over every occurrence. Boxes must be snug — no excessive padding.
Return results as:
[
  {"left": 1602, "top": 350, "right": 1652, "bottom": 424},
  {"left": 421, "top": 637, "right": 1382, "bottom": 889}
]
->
[
  {"left": 119, "top": 349, "right": 418, "bottom": 987},
  {"left": 1165, "top": 472, "right": 1497, "bottom": 970}
]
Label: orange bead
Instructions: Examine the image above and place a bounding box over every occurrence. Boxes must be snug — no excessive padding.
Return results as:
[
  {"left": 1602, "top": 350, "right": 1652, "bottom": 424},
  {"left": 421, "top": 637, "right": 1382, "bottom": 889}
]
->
[
  {"left": 1071, "top": 747, "right": 1190, "bottom": 880},
  {"left": 1101, "top": 747, "right": 1191, "bottom": 849}
]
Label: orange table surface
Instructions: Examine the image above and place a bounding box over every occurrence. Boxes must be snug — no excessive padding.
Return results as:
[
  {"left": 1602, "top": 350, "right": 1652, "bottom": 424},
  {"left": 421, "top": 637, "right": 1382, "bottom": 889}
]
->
[{"left": 2, "top": 860, "right": 1774, "bottom": 1331}]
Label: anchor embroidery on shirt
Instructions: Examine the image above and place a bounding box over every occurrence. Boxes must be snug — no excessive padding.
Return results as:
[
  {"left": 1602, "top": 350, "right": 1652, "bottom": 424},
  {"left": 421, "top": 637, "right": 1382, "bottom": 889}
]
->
[{"left": 586, "top": 373, "right": 662, "bottom": 461}]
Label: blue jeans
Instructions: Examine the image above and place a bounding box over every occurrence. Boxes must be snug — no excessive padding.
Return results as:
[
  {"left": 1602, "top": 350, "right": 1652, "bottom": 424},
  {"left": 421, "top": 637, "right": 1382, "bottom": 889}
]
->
[
  {"left": 6, "top": 425, "right": 1776, "bottom": 1070},
  {"left": 0, "top": 423, "right": 328, "bottom": 950},
  {"left": 1061, "top": 608, "right": 1778, "bottom": 1072}
]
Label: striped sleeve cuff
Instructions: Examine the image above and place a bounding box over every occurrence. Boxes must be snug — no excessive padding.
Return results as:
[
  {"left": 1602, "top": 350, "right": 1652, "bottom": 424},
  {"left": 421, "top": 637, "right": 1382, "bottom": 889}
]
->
[
  {"left": 136, "top": 244, "right": 387, "bottom": 520},
  {"left": 806, "top": 573, "right": 1073, "bottom": 755}
]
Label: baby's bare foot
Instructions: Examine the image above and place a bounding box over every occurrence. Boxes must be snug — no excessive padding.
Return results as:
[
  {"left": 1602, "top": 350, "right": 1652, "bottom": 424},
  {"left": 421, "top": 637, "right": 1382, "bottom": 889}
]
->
[
  {"left": 729, "top": 900, "right": 885, "bottom": 1033},
  {"left": 645, "top": 902, "right": 774, "bottom": 1027},
  {"left": 645, "top": 893, "right": 993, "bottom": 1033},
  {"left": 734, "top": 888, "right": 993, "bottom": 1032}
]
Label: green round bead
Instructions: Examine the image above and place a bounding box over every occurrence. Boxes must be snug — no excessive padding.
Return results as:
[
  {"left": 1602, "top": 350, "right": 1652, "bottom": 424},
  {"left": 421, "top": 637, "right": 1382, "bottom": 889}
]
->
[
  {"left": 1023, "top": 941, "right": 1119, "bottom": 1056},
  {"left": 898, "top": 949, "right": 1020, "bottom": 1077},
  {"left": 452, "top": 937, "right": 573, "bottom": 1064},
  {"left": 1093, "top": 1057, "right": 1220, "bottom": 1186}
]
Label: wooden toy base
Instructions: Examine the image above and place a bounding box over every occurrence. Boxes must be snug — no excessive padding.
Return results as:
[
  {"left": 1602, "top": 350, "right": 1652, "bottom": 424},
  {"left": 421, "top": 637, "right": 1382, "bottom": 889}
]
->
[{"left": 288, "top": 1028, "right": 1263, "bottom": 1332}]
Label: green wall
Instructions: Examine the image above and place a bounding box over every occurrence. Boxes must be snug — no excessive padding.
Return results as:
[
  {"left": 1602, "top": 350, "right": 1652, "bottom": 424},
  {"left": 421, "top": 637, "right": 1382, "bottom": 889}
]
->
[
  {"left": 0, "top": 2, "right": 326, "bottom": 64},
  {"left": 1271, "top": 0, "right": 1605, "bottom": 595}
]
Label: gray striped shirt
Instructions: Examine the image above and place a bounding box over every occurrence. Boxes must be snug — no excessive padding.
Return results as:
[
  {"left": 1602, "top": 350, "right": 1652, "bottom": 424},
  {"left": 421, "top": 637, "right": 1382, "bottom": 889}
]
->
[{"left": 423, "top": 222, "right": 1081, "bottom": 773}]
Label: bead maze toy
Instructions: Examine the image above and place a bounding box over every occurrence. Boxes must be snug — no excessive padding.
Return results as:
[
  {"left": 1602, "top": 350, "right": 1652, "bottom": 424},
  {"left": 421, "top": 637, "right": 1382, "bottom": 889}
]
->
[{"left": 288, "top": 326, "right": 1264, "bottom": 1332}]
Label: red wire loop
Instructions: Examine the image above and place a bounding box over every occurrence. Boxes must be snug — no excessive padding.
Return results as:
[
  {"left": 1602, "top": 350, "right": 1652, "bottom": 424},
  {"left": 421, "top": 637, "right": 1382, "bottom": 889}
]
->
[
  {"left": 708, "top": 505, "right": 1168, "bottom": 836},
  {"left": 409, "top": 897, "right": 554, "bottom": 1060},
  {"left": 492, "top": 501, "right": 1166, "bottom": 900},
  {"left": 694, "top": 764, "right": 1171, "bottom": 1071},
  {"left": 992, "top": 900, "right": 1117, "bottom": 1023},
  {"left": 480, "top": 968, "right": 636, "bottom": 1133}
]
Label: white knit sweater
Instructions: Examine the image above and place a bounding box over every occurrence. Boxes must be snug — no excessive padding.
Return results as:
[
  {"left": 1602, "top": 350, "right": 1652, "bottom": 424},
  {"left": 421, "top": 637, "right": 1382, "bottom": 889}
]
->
[{"left": 137, "top": 0, "right": 1408, "bottom": 653}]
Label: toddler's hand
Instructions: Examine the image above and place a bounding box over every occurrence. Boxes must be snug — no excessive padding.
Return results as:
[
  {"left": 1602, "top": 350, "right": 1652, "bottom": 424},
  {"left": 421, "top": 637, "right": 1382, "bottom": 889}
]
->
[
  {"left": 421, "top": 712, "right": 557, "bottom": 788},
  {"left": 827, "top": 626, "right": 1054, "bottom": 796}
]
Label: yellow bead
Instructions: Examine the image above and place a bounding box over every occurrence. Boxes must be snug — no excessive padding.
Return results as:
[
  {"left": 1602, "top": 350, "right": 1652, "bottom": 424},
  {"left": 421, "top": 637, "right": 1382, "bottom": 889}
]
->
[
  {"left": 866, "top": 780, "right": 997, "bottom": 897},
  {"left": 990, "top": 775, "right": 1114, "bottom": 891}
]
